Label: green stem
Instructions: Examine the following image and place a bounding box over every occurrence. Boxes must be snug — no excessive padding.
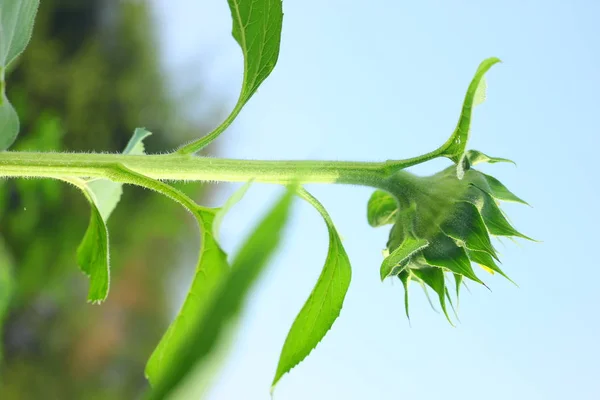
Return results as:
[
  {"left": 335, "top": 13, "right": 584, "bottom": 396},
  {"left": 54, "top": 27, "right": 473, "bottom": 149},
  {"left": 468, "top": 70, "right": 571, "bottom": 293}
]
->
[{"left": 0, "top": 149, "right": 445, "bottom": 190}]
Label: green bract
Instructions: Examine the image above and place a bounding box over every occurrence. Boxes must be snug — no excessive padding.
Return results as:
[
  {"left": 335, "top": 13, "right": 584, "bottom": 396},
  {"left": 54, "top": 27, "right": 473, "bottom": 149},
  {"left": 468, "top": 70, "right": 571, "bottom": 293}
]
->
[{"left": 370, "top": 150, "right": 532, "bottom": 322}]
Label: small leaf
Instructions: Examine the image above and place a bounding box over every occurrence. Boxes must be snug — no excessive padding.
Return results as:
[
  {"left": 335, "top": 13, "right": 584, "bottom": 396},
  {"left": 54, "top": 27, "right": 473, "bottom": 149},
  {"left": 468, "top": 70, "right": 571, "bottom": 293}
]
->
[
  {"left": 467, "top": 170, "right": 529, "bottom": 206},
  {"left": 453, "top": 273, "right": 463, "bottom": 305},
  {"left": 437, "top": 57, "right": 501, "bottom": 163},
  {"left": 465, "top": 150, "right": 515, "bottom": 166},
  {"left": 412, "top": 267, "right": 453, "bottom": 324},
  {"left": 398, "top": 269, "right": 411, "bottom": 320},
  {"left": 212, "top": 181, "right": 252, "bottom": 239},
  {"left": 145, "top": 208, "right": 229, "bottom": 387},
  {"left": 76, "top": 187, "right": 110, "bottom": 303},
  {"left": 148, "top": 188, "right": 295, "bottom": 400},
  {"left": 441, "top": 201, "right": 498, "bottom": 260},
  {"left": 367, "top": 190, "right": 398, "bottom": 227},
  {"left": 422, "top": 234, "right": 483, "bottom": 285},
  {"left": 467, "top": 249, "right": 515, "bottom": 285},
  {"left": 272, "top": 188, "right": 352, "bottom": 390},
  {"left": 380, "top": 237, "right": 428, "bottom": 280},
  {"left": 85, "top": 128, "right": 152, "bottom": 221},
  {"left": 472, "top": 187, "right": 533, "bottom": 240}
]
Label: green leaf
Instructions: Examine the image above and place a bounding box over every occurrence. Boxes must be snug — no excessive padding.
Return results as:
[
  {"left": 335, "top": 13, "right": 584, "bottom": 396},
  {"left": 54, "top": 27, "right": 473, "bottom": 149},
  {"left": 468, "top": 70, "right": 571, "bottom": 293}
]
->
[
  {"left": 73, "top": 129, "right": 152, "bottom": 302},
  {"left": 76, "top": 186, "right": 110, "bottom": 303},
  {"left": 398, "top": 269, "right": 411, "bottom": 320},
  {"left": 0, "top": 90, "right": 18, "bottom": 150},
  {"left": 411, "top": 267, "right": 453, "bottom": 324},
  {"left": 479, "top": 172, "right": 530, "bottom": 205},
  {"left": 148, "top": 188, "right": 295, "bottom": 400},
  {"left": 453, "top": 273, "right": 463, "bottom": 305},
  {"left": 176, "top": 0, "right": 283, "bottom": 154},
  {"left": 441, "top": 201, "right": 498, "bottom": 260},
  {"left": 0, "top": 0, "right": 39, "bottom": 67},
  {"left": 228, "top": 0, "right": 283, "bottom": 105},
  {"left": 380, "top": 237, "right": 428, "bottom": 280},
  {"left": 145, "top": 208, "right": 229, "bottom": 387},
  {"left": 467, "top": 249, "right": 515, "bottom": 285},
  {"left": 212, "top": 181, "right": 252, "bottom": 239},
  {"left": 367, "top": 190, "right": 398, "bottom": 227},
  {"left": 465, "top": 150, "right": 515, "bottom": 166},
  {"left": 272, "top": 188, "right": 352, "bottom": 390},
  {"left": 86, "top": 128, "right": 152, "bottom": 221},
  {"left": 437, "top": 57, "right": 501, "bottom": 163},
  {"left": 0, "top": 0, "right": 39, "bottom": 150},
  {"left": 422, "top": 234, "right": 483, "bottom": 285},
  {"left": 472, "top": 187, "right": 533, "bottom": 240}
]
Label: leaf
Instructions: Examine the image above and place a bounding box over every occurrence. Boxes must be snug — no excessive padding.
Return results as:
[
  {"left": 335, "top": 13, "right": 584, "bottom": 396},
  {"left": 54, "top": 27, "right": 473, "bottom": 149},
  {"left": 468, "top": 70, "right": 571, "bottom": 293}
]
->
[
  {"left": 367, "top": 190, "right": 398, "bottom": 227},
  {"left": 412, "top": 267, "right": 453, "bottom": 324},
  {"left": 76, "top": 187, "right": 110, "bottom": 303},
  {"left": 467, "top": 249, "right": 516, "bottom": 285},
  {"left": 441, "top": 201, "right": 498, "bottom": 260},
  {"left": 212, "top": 181, "right": 252, "bottom": 239},
  {"left": 479, "top": 172, "right": 530, "bottom": 205},
  {"left": 0, "top": 0, "right": 39, "bottom": 67},
  {"left": 145, "top": 208, "right": 229, "bottom": 387},
  {"left": 473, "top": 187, "right": 533, "bottom": 240},
  {"left": 228, "top": 0, "right": 283, "bottom": 105},
  {"left": 0, "top": 0, "right": 39, "bottom": 150},
  {"left": 148, "top": 188, "right": 295, "bottom": 400},
  {"left": 465, "top": 150, "right": 515, "bottom": 166},
  {"left": 272, "top": 188, "right": 352, "bottom": 390},
  {"left": 73, "top": 129, "right": 152, "bottom": 302},
  {"left": 422, "top": 234, "right": 484, "bottom": 285},
  {"left": 398, "top": 269, "right": 411, "bottom": 320},
  {"left": 437, "top": 57, "right": 501, "bottom": 163},
  {"left": 86, "top": 128, "right": 152, "bottom": 221},
  {"left": 176, "top": 0, "right": 283, "bottom": 154},
  {"left": 380, "top": 237, "right": 428, "bottom": 280},
  {"left": 0, "top": 90, "right": 18, "bottom": 150}
]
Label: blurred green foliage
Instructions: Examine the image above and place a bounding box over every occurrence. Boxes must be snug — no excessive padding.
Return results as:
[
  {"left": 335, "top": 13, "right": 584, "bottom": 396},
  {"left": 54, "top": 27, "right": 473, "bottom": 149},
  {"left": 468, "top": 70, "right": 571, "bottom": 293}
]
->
[{"left": 0, "top": 1, "right": 217, "bottom": 398}]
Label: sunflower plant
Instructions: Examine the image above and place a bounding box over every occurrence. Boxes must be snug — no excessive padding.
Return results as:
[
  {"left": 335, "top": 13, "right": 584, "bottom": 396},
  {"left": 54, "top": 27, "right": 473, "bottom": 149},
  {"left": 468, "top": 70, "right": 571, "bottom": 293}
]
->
[{"left": 0, "top": 0, "right": 532, "bottom": 398}]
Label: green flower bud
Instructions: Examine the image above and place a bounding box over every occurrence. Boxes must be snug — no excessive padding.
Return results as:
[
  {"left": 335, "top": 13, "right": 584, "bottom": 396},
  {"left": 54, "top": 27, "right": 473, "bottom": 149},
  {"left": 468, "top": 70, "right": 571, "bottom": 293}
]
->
[{"left": 367, "top": 150, "right": 532, "bottom": 322}]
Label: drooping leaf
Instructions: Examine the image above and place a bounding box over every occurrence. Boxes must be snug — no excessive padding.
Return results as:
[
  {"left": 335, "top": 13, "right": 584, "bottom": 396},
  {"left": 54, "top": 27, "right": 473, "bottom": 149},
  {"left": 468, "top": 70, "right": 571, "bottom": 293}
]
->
[
  {"left": 412, "top": 267, "right": 453, "bottom": 324},
  {"left": 441, "top": 201, "right": 498, "bottom": 260},
  {"left": 0, "top": 0, "right": 39, "bottom": 150},
  {"left": 177, "top": 0, "right": 283, "bottom": 153},
  {"left": 86, "top": 128, "right": 152, "bottom": 221},
  {"left": 422, "top": 234, "right": 483, "bottom": 285},
  {"left": 148, "top": 188, "right": 295, "bottom": 400},
  {"left": 367, "top": 190, "right": 398, "bottom": 227},
  {"left": 76, "top": 186, "right": 110, "bottom": 303},
  {"left": 272, "top": 188, "right": 352, "bottom": 390},
  {"left": 212, "top": 181, "right": 252, "bottom": 239},
  {"left": 453, "top": 273, "right": 463, "bottom": 305},
  {"left": 145, "top": 208, "right": 229, "bottom": 387},
  {"left": 380, "top": 236, "right": 428, "bottom": 280},
  {"left": 73, "top": 129, "right": 151, "bottom": 302},
  {"left": 398, "top": 269, "right": 411, "bottom": 320},
  {"left": 437, "top": 57, "right": 501, "bottom": 163},
  {"left": 465, "top": 150, "right": 515, "bottom": 166}
]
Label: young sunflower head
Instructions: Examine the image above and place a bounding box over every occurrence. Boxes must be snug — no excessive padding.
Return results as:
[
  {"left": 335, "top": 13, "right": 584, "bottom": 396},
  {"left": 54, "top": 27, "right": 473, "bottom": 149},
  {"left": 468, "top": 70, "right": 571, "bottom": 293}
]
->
[{"left": 367, "top": 150, "right": 532, "bottom": 322}]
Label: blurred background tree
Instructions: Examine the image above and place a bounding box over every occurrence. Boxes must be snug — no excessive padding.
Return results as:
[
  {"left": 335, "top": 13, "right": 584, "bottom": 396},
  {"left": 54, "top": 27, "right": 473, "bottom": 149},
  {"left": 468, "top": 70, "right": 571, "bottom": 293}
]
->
[{"left": 0, "top": 1, "right": 220, "bottom": 398}]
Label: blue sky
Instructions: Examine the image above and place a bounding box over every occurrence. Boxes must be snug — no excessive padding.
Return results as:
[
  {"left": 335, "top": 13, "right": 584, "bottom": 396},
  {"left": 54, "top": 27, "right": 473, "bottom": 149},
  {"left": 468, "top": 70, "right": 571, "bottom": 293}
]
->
[{"left": 151, "top": 1, "right": 600, "bottom": 399}]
